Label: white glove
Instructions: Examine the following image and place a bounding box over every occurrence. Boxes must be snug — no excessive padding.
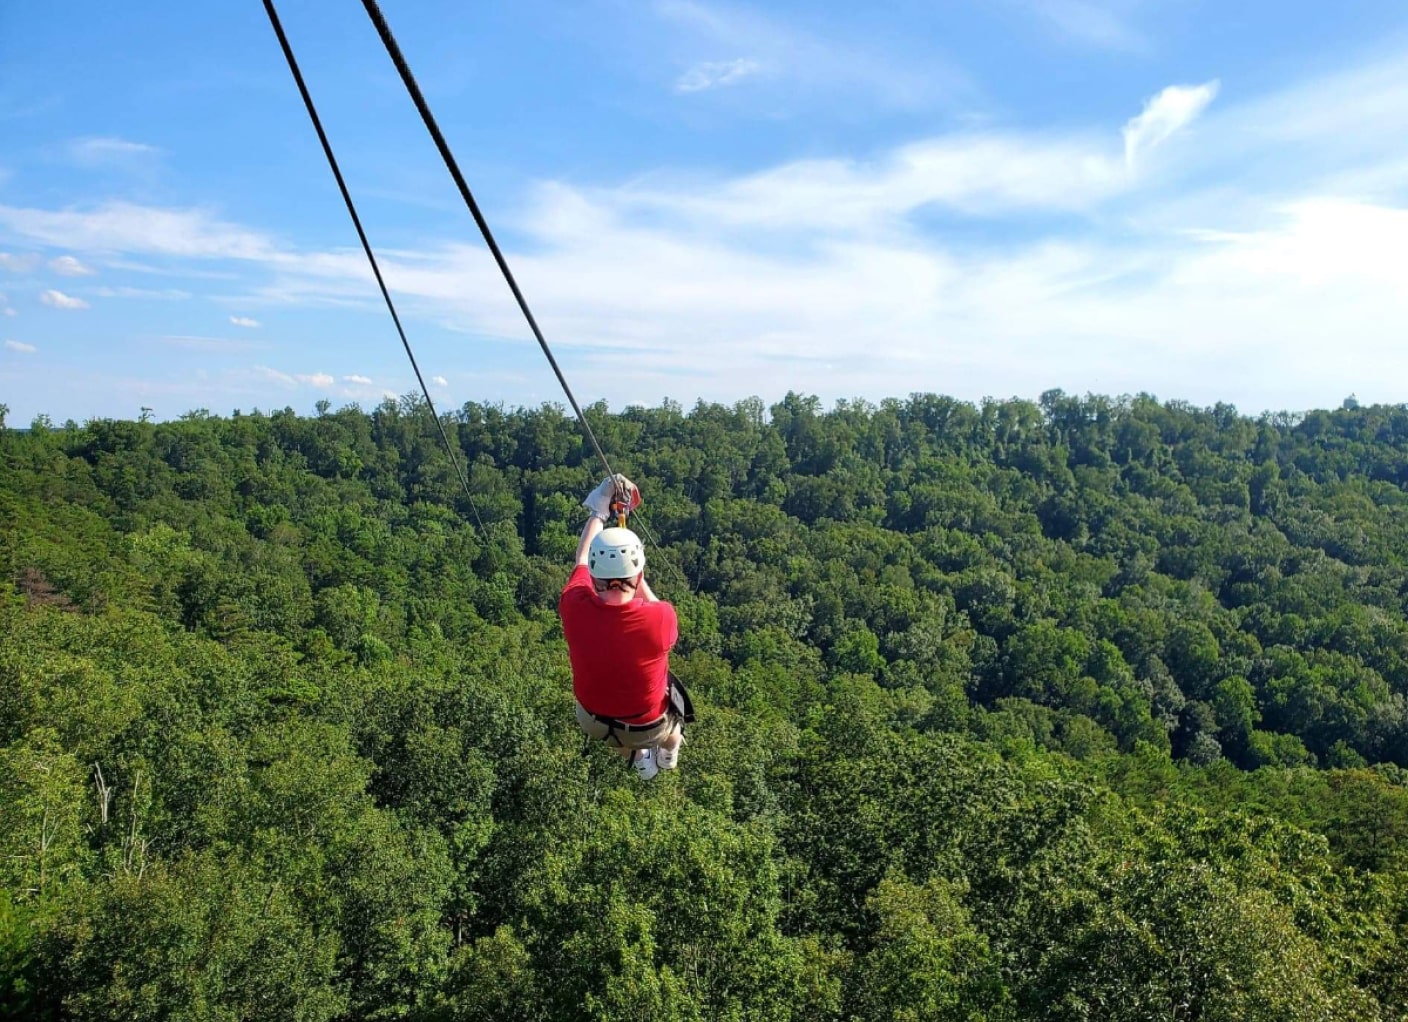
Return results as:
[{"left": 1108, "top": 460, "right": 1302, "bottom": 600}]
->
[{"left": 583, "top": 474, "right": 640, "bottom": 520}]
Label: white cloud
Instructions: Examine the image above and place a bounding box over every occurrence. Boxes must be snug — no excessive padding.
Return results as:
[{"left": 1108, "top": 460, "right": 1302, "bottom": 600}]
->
[
  {"left": 49, "top": 255, "right": 95, "bottom": 276},
  {"left": 4, "top": 339, "right": 36, "bottom": 353},
  {"left": 0, "top": 202, "right": 282, "bottom": 261},
  {"left": 254, "top": 365, "right": 295, "bottom": 386},
  {"left": 595, "top": 132, "right": 1128, "bottom": 233},
  {"left": 0, "top": 252, "right": 38, "bottom": 272},
  {"left": 676, "top": 58, "right": 762, "bottom": 93},
  {"left": 432, "top": 375, "right": 449, "bottom": 387},
  {"left": 68, "top": 137, "right": 159, "bottom": 167},
  {"left": 251, "top": 366, "right": 335, "bottom": 388},
  {"left": 1124, "top": 81, "right": 1220, "bottom": 170},
  {"left": 509, "top": 201, "right": 1404, "bottom": 412},
  {"left": 318, "top": 86, "right": 1405, "bottom": 412},
  {"left": 93, "top": 286, "right": 191, "bottom": 300},
  {"left": 40, "top": 289, "right": 89, "bottom": 309},
  {"left": 6, "top": 50, "right": 1408, "bottom": 416},
  {"left": 1175, "top": 199, "right": 1408, "bottom": 289},
  {"left": 229, "top": 315, "right": 261, "bottom": 328}
]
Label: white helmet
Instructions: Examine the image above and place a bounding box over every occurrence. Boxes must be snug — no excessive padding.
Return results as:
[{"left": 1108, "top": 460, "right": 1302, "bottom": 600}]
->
[{"left": 588, "top": 527, "right": 646, "bottom": 580}]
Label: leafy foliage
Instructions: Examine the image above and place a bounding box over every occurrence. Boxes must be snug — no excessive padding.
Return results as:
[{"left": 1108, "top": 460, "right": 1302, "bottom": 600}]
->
[{"left": 3, "top": 392, "right": 1408, "bottom": 1019}]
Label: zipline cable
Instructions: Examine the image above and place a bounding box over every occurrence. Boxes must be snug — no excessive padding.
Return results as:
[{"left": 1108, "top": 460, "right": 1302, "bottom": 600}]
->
[
  {"left": 629, "top": 509, "right": 692, "bottom": 592},
  {"left": 272, "top": 0, "right": 688, "bottom": 589},
  {"left": 360, "top": 0, "right": 695, "bottom": 592},
  {"left": 358, "top": 0, "right": 617, "bottom": 484},
  {"left": 261, "top": 0, "right": 485, "bottom": 534}
]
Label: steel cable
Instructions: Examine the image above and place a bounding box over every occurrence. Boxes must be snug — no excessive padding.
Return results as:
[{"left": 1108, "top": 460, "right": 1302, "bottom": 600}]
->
[
  {"left": 359, "top": 0, "right": 617, "bottom": 483},
  {"left": 262, "top": 0, "right": 486, "bottom": 533}
]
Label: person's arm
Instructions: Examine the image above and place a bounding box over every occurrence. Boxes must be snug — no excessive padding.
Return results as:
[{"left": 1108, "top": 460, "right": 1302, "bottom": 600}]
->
[
  {"left": 638, "top": 575, "right": 661, "bottom": 603},
  {"left": 574, "top": 514, "right": 605, "bottom": 568},
  {"left": 657, "top": 597, "right": 679, "bottom": 649}
]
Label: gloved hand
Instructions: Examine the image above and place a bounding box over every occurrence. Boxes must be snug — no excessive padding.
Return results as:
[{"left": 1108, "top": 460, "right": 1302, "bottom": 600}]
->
[{"left": 583, "top": 474, "right": 641, "bottom": 521}]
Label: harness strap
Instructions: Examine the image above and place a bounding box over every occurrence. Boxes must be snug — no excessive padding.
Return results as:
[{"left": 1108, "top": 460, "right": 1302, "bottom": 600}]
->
[{"left": 591, "top": 711, "right": 667, "bottom": 733}]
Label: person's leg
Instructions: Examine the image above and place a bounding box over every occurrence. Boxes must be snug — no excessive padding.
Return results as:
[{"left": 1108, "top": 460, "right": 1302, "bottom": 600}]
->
[
  {"left": 620, "top": 720, "right": 670, "bottom": 757},
  {"left": 577, "top": 701, "right": 631, "bottom": 756},
  {"left": 620, "top": 732, "right": 659, "bottom": 779},
  {"left": 620, "top": 719, "right": 672, "bottom": 778},
  {"left": 576, "top": 702, "right": 670, "bottom": 775},
  {"left": 655, "top": 718, "right": 684, "bottom": 769}
]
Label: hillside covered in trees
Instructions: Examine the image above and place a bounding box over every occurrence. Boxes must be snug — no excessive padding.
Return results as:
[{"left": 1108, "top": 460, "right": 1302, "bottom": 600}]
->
[{"left": 4, "top": 391, "right": 1408, "bottom": 1020}]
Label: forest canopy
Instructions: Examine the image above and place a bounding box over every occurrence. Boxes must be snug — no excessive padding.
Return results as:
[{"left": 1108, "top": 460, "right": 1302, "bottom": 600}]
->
[{"left": 4, "top": 390, "right": 1408, "bottom": 1020}]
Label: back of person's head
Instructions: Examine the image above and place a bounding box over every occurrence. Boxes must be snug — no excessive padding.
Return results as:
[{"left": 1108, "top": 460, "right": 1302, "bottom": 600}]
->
[{"left": 588, "top": 527, "right": 645, "bottom": 581}]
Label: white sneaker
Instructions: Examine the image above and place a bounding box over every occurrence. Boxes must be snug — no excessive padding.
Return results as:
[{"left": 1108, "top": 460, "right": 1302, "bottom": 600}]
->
[
  {"left": 631, "top": 747, "right": 659, "bottom": 781},
  {"left": 655, "top": 730, "right": 683, "bottom": 770}
]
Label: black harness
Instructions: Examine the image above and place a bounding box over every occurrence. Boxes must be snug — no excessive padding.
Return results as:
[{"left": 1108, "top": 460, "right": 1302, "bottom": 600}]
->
[
  {"left": 590, "top": 710, "right": 668, "bottom": 748},
  {"left": 586, "top": 672, "right": 696, "bottom": 748}
]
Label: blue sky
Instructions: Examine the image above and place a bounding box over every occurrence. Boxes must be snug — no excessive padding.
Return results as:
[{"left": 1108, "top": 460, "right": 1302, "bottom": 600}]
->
[{"left": 2, "top": 0, "right": 1408, "bottom": 423}]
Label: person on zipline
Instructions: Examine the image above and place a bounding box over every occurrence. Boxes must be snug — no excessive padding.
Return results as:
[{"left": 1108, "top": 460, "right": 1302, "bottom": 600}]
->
[{"left": 560, "top": 475, "right": 684, "bottom": 780}]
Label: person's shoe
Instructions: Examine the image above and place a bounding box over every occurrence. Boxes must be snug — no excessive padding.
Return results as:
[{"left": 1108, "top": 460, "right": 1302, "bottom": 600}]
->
[
  {"left": 655, "top": 730, "right": 683, "bottom": 770},
  {"left": 630, "top": 747, "right": 659, "bottom": 781}
]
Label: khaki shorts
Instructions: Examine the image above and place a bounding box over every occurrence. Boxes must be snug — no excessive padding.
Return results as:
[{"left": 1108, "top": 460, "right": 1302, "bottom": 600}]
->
[{"left": 575, "top": 701, "right": 677, "bottom": 750}]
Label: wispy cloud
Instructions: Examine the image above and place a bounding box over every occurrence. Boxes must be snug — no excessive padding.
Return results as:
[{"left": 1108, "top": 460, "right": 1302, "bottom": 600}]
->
[
  {"left": 0, "top": 293, "right": 13, "bottom": 317},
  {"left": 432, "top": 374, "right": 449, "bottom": 387},
  {"left": 229, "top": 315, "right": 261, "bottom": 328},
  {"left": 1124, "top": 82, "right": 1220, "bottom": 170},
  {"left": 0, "top": 202, "right": 281, "bottom": 261},
  {"left": 252, "top": 365, "right": 336, "bottom": 388},
  {"left": 40, "top": 289, "right": 88, "bottom": 309},
  {"left": 93, "top": 285, "right": 191, "bottom": 300},
  {"left": 68, "top": 136, "right": 160, "bottom": 167},
  {"left": 154, "top": 335, "right": 266, "bottom": 352},
  {"left": 103, "top": 258, "right": 241, "bottom": 281},
  {"left": 676, "top": 58, "right": 762, "bottom": 93},
  {"left": 1175, "top": 56, "right": 1408, "bottom": 194},
  {"left": 49, "top": 255, "right": 95, "bottom": 276},
  {"left": 1015, "top": 0, "right": 1145, "bottom": 51},
  {"left": 595, "top": 132, "right": 1130, "bottom": 233},
  {"left": 4, "top": 339, "right": 36, "bottom": 354},
  {"left": 253, "top": 365, "right": 295, "bottom": 386},
  {"left": 0, "top": 94, "right": 62, "bottom": 122},
  {"left": 0, "top": 252, "right": 39, "bottom": 273},
  {"left": 655, "top": 0, "right": 969, "bottom": 110},
  {"left": 344, "top": 374, "right": 373, "bottom": 385}
]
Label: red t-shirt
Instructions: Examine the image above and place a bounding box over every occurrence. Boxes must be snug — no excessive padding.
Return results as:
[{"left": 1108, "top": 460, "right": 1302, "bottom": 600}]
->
[{"left": 559, "top": 565, "right": 678, "bottom": 724}]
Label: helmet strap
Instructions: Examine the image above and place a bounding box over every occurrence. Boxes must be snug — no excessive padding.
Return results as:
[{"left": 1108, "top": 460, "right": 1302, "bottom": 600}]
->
[{"left": 594, "top": 576, "right": 638, "bottom": 593}]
